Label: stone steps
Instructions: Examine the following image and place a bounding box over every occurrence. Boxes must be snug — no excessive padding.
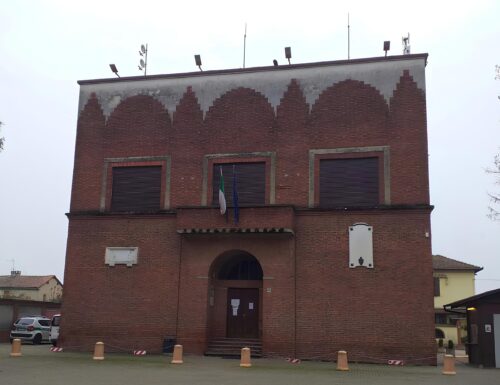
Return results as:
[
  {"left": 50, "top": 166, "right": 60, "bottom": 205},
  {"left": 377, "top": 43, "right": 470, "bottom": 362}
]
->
[{"left": 205, "top": 338, "right": 262, "bottom": 357}]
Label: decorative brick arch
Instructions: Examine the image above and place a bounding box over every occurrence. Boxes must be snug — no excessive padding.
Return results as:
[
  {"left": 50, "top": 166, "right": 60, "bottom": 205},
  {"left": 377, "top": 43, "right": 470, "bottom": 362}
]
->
[
  {"left": 105, "top": 94, "right": 171, "bottom": 156},
  {"left": 309, "top": 79, "right": 389, "bottom": 147},
  {"left": 204, "top": 88, "right": 275, "bottom": 151}
]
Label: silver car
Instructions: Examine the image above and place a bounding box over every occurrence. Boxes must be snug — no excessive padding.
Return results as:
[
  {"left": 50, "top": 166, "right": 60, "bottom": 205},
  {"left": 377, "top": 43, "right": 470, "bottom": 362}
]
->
[{"left": 10, "top": 316, "right": 51, "bottom": 344}]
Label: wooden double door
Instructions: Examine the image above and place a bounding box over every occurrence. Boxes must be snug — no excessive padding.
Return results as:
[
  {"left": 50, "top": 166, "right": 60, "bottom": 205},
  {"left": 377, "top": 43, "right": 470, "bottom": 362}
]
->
[{"left": 226, "top": 288, "right": 259, "bottom": 338}]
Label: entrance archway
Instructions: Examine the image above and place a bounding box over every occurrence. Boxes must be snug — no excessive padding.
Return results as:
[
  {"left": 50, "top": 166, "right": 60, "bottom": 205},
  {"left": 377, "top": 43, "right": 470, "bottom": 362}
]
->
[{"left": 208, "top": 251, "right": 263, "bottom": 339}]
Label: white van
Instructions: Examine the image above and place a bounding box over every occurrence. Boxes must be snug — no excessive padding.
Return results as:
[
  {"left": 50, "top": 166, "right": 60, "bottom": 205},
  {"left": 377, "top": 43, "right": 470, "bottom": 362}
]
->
[{"left": 50, "top": 314, "right": 61, "bottom": 346}]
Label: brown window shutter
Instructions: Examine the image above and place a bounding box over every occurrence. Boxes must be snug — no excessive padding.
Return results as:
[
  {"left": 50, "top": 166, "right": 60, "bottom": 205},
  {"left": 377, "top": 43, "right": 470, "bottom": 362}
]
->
[
  {"left": 319, "top": 157, "right": 379, "bottom": 207},
  {"left": 434, "top": 277, "right": 440, "bottom": 297},
  {"left": 212, "top": 162, "right": 265, "bottom": 206},
  {"left": 111, "top": 166, "right": 162, "bottom": 212}
]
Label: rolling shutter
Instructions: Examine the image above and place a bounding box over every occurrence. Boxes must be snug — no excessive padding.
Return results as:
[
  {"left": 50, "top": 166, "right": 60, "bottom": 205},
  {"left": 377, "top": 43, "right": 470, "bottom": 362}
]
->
[
  {"left": 319, "top": 157, "right": 379, "bottom": 207},
  {"left": 111, "top": 166, "right": 161, "bottom": 212},
  {"left": 212, "top": 162, "right": 265, "bottom": 206}
]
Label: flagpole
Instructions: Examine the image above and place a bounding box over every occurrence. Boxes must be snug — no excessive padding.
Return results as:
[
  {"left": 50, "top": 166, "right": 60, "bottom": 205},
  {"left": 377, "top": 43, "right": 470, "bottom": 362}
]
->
[{"left": 233, "top": 165, "right": 239, "bottom": 225}]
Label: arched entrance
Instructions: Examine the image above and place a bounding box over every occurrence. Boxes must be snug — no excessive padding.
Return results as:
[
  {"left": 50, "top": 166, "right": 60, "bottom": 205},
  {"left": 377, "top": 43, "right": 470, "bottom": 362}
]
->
[{"left": 208, "top": 251, "right": 263, "bottom": 339}]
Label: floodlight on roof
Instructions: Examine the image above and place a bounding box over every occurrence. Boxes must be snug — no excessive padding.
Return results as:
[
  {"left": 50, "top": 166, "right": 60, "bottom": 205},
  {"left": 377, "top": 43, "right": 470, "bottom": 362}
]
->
[
  {"left": 383, "top": 41, "right": 390, "bottom": 57},
  {"left": 284, "top": 47, "right": 292, "bottom": 65},
  {"left": 194, "top": 54, "right": 202, "bottom": 71},
  {"left": 109, "top": 64, "right": 120, "bottom": 78}
]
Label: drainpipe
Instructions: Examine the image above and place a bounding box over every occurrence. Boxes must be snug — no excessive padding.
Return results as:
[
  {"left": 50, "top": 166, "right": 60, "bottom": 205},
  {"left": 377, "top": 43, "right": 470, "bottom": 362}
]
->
[{"left": 175, "top": 235, "right": 183, "bottom": 339}]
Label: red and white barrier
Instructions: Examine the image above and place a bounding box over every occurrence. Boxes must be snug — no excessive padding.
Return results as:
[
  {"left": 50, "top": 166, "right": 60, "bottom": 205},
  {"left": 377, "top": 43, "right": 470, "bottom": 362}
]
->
[
  {"left": 286, "top": 357, "right": 301, "bottom": 364},
  {"left": 133, "top": 350, "right": 147, "bottom": 356},
  {"left": 388, "top": 360, "right": 404, "bottom": 366},
  {"left": 50, "top": 347, "right": 63, "bottom": 352}
]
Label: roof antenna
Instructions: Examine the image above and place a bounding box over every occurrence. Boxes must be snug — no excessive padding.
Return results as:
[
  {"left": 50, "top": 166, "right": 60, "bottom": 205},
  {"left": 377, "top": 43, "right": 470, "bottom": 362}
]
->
[
  {"left": 402, "top": 33, "right": 410, "bottom": 55},
  {"left": 243, "top": 23, "right": 247, "bottom": 68},
  {"left": 347, "top": 12, "right": 350, "bottom": 60},
  {"left": 138, "top": 44, "right": 148, "bottom": 76}
]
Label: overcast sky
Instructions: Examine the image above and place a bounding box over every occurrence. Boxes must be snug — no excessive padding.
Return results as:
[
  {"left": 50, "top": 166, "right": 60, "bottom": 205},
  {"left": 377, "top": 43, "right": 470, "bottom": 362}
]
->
[{"left": 0, "top": 0, "right": 499, "bottom": 294}]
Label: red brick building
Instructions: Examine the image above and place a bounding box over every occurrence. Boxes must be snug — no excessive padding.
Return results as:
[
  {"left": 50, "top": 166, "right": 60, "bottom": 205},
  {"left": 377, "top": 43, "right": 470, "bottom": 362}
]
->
[{"left": 60, "top": 54, "right": 435, "bottom": 364}]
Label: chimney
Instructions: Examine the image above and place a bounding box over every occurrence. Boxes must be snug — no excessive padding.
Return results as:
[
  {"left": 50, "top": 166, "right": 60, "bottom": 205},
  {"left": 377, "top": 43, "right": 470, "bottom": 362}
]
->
[{"left": 10, "top": 270, "right": 21, "bottom": 277}]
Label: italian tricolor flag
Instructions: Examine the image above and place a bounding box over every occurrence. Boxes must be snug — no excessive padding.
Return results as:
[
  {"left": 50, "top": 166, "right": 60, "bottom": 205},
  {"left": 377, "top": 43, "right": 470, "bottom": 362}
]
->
[{"left": 218, "top": 168, "right": 227, "bottom": 215}]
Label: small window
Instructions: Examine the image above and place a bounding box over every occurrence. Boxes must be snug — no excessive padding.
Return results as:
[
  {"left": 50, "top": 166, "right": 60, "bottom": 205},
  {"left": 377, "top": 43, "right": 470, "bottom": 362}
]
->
[
  {"left": 38, "top": 320, "right": 50, "bottom": 327},
  {"left": 319, "top": 157, "right": 379, "bottom": 207},
  {"left": 435, "top": 328, "right": 445, "bottom": 339},
  {"left": 435, "top": 314, "right": 447, "bottom": 325},
  {"left": 212, "top": 162, "right": 265, "bottom": 206},
  {"left": 111, "top": 166, "right": 161, "bottom": 212},
  {"left": 434, "top": 277, "right": 440, "bottom": 297}
]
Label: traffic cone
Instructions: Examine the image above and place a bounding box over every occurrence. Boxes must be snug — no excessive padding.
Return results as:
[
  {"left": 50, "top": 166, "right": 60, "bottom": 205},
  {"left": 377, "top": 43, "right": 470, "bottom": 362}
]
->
[
  {"left": 171, "top": 344, "right": 183, "bottom": 364},
  {"left": 93, "top": 342, "right": 105, "bottom": 360},
  {"left": 336, "top": 350, "right": 349, "bottom": 371},
  {"left": 10, "top": 339, "right": 22, "bottom": 357},
  {"left": 442, "top": 354, "right": 456, "bottom": 375},
  {"left": 240, "top": 347, "right": 252, "bottom": 367}
]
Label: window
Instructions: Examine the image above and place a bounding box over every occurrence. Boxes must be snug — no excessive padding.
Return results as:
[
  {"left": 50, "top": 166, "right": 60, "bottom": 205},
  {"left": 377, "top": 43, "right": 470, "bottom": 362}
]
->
[
  {"left": 212, "top": 162, "right": 265, "bottom": 206},
  {"left": 434, "top": 277, "right": 440, "bottom": 297},
  {"left": 435, "top": 314, "right": 447, "bottom": 325},
  {"left": 111, "top": 166, "right": 161, "bottom": 212},
  {"left": 217, "top": 254, "right": 263, "bottom": 280},
  {"left": 319, "top": 157, "right": 379, "bottom": 207},
  {"left": 435, "top": 329, "right": 445, "bottom": 339},
  {"left": 38, "top": 319, "right": 50, "bottom": 327}
]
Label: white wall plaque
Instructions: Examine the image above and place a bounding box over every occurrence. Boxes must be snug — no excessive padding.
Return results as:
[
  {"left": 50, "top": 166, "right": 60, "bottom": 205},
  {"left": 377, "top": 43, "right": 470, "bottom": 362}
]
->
[
  {"left": 349, "top": 223, "right": 374, "bottom": 268},
  {"left": 105, "top": 247, "right": 139, "bottom": 267}
]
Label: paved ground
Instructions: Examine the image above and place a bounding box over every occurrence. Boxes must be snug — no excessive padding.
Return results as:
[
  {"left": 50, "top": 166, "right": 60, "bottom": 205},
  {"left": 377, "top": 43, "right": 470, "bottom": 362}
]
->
[{"left": 0, "top": 344, "right": 498, "bottom": 385}]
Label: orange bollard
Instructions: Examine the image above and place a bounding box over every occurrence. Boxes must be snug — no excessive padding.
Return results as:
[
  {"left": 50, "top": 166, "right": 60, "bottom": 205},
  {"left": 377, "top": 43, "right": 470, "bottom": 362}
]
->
[
  {"left": 442, "top": 354, "right": 456, "bottom": 375},
  {"left": 171, "top": 344, "right": 183, "bottom": 364},
  {"left": 336, "top": 350, "right": 349, "bottom": 371},
  {"left": 93, "top": 341, "right": 105, "bottom": 360},
  {"left": 240, "top": 347, "right": 252, "bottom": 367},
  {"left": 10, "top": 338, "right": 22, "bottom": 357}
]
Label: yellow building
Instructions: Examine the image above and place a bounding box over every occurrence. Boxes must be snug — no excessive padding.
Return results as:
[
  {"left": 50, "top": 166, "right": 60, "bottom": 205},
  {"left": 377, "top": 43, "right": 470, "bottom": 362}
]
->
[
  {"left": 433, "top": 255, "right": 482, "bottom": 346},
  {"left": 0, "top": 271, "right": 62, "bottom": 302}
]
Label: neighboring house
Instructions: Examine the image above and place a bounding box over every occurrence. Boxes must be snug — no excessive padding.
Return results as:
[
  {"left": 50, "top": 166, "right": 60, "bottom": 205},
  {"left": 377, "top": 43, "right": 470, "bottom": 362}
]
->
[
  {"left": 0, "top": 271, "right": 63, "bottom": 302},
  {"left": 433, "top": 255, "right": 482, "bottom": 345},
  {"left": 61, "top": 53, "right": 435, "bottom": 364},
  {"left": 0, "top": 271, "right": 63, "bottom": 342}
]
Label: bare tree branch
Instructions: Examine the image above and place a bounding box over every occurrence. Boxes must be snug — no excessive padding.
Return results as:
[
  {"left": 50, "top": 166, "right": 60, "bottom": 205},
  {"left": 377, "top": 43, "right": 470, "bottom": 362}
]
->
[
  {"left": 0, "top": 121, "right": 4, "bottom": 152},
  {"left": 488, "top": 151, "right": 500, "bottom": 220}
]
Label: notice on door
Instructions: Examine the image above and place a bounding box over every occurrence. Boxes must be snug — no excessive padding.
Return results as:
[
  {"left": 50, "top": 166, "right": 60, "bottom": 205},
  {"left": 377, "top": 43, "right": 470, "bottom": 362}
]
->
[{"left": 249, "top": 302, "right": 254, "bottom": 310}]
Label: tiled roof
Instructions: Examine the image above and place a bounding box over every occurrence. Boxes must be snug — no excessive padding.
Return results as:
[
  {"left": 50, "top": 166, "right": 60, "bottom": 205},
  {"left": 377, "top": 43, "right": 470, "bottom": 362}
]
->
[
  {"left": 0, "top": 275, "right": 58, "bottom": 289},
  {"left": 432, "top": 255, "right": 483, "bottom": 273}
]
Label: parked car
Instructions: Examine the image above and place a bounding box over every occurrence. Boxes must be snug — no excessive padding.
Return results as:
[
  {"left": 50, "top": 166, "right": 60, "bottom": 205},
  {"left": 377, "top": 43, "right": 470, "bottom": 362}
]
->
[
  {"left": 50, "top": 314, "right": 61, "bottom": 346},
  {"left": 10, "top": 316, "right": 51, "bottom": 344}
]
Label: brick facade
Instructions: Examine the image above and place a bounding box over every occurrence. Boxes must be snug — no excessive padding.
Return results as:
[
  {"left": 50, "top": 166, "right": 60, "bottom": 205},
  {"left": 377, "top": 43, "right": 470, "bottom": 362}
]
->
[{"left": 60, "top": 55, "right": 435, "bottom": 364}]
